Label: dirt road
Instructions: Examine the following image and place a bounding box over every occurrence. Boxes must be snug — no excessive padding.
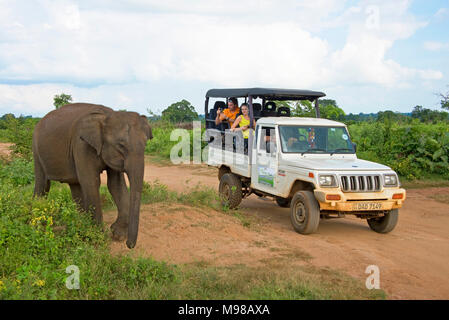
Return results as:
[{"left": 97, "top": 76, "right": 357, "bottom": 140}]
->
[
  {"left": 105, "top": 160, "right": 449, "bottom": 300},
  {"left": 0, "top": 143, "right": 12, "bottom": 159}
]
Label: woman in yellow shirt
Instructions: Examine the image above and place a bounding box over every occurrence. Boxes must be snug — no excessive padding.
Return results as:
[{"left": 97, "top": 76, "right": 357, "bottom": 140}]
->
[{"left": 231, "top": 103, "right": 255, "bottom": 139}]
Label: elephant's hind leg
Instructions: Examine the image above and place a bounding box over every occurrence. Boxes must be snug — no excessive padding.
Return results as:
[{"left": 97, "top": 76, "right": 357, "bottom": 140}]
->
[
  {"left": 69, "top": 183, "right": 83, "bottom": 208},
  {"left": 33, "top": 155, "right": 50, "bottom": 197},
  {"left": 107, "top": 168, "right": 130, "bottom": 241}
]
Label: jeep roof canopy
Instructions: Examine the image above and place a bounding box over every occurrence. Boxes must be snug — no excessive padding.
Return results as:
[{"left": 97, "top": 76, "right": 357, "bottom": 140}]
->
[
  {"left": 205, "top": 87, "right": 326, "bottom": 129},
  {"left": 206, "top": 88, "right": 325, "bottom": 101}
]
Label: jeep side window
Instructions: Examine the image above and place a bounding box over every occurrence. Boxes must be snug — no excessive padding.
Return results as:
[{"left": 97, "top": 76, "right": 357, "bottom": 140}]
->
[{"left": 259, "top": 127, "right": 276, "bottom": 155}]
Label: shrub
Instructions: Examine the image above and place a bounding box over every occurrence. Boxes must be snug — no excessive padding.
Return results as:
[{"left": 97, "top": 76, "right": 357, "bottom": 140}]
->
[
  {"left": 349, "top": 120, "right": 449, "bottom": 179},
  {"left": 0, "top": 158, "right": 34, "bottom": 186},
  {"left": 2, "top": 117, "right": 39, "bottom": 160},
  {"left": 145, "top": 125, "right": 207, "bottom": 161}
]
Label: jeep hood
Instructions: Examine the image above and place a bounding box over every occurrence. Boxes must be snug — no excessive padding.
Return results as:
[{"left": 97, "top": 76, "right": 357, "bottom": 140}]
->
[{"left": 282, "top": 156, "right": 391, "bottom": 171}]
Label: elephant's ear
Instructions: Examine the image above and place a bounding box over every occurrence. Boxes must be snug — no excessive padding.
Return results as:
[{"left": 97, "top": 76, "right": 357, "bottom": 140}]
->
[
  {"left": 140, "top": 115, "right": 153, "bottom": 140},
  {"left": 79, "top": 113, "right": 107, "bottom": 156}
]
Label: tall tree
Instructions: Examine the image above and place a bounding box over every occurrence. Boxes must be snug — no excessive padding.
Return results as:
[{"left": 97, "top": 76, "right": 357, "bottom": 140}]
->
[
  {"left": 53, "top": 93, "right": 73, "bottom": 109},
  {"left": 275, "top": 99, "right": 345, "bottom": 120},
  {"left": 161, "top": 99, "right": 198, "bottom": 123},
  {"left": 318, "top": 99, "right": 345, "bottom": 120}
]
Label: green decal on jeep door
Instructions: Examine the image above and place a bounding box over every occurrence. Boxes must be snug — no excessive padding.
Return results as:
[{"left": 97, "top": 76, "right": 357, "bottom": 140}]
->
[{"left": 258, "top": 166, "right": 274, "bottom": 187}]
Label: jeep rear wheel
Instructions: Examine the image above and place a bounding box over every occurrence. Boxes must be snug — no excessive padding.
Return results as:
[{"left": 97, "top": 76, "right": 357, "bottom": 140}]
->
[
  {"left": 290, "top": 191, "right": 320, "bottom": 234},
  {"left": 367, "top": 209, "right": 398, "bottom": 233},
  {"left": 219, "top": 173, "right": 243, "bottom": 209}
]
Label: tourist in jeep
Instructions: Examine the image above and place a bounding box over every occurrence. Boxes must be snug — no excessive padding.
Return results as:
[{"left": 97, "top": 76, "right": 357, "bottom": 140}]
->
[
  {"left": 230, "top": 103, "right": 255, "bottom": 137},
  {"left": 231, "top": 103, "right": 255, "bottom": 153},
  {"left": 215, "top": 97, "right": 240, "bottom": 127}
]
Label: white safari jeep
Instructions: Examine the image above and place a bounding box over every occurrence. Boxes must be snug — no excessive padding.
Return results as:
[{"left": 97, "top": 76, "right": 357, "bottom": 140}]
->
[{"left": 205, "top": 88, "right": 406, "bottom": 234}]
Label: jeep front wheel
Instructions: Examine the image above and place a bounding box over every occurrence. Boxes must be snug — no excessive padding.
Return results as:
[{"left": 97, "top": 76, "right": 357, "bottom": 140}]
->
[
  {"left": 219, "top": 173, "right": 243, "bottom": 209},
  {"left": 367, "top": 209, "right": 398, "bottom": 233},
  {"left": 290, "top": 191, "right": 320, "bottom": 234}
]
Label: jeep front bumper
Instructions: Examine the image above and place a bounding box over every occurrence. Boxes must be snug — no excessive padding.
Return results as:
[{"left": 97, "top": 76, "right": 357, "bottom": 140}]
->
[{"left": 313, "top": 188, "right": 406, "bottom": 212}]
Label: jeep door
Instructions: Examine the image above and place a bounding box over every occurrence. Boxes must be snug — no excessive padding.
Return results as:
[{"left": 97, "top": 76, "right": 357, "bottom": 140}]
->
[{"left": 252, "top": 125, "right": 279, "bottom": 194}]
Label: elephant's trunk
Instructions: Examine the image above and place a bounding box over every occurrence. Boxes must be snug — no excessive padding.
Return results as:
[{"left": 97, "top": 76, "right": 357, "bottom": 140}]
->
[{"left": 125, "top": 154, "right": 144, "bottom": 249}]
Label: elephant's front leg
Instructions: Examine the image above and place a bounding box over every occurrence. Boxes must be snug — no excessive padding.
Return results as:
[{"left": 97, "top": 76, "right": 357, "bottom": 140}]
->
[
  {"left": 107, "top": 168, "right": 130, "bottom": 241},
  {"left": 78, "top": 173, "right": 103, "bottom": 224}
]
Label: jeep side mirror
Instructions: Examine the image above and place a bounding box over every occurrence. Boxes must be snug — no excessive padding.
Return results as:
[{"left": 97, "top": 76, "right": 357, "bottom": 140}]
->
[{"left": 352, "top": 142, "right": 357, "bottom": 153}]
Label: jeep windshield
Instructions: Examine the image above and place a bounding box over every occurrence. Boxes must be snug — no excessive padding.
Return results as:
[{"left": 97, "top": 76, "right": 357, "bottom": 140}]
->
[{"left": 279, "top": 125, "right": 355, "bottom": 154}]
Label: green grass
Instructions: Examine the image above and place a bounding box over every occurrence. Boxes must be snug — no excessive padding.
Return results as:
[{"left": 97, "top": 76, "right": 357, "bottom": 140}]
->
[
  {"left": 144, "top": 125, "right": 206, "bottom": 161},
  {"left": 169, "top": 263, "right": 385, "bottom": 300},
  {"left": 401, "top": 175, "right": 449, "bottom": 189},
  {"left": 0, "top": 129, "right": 8, "bottom": 143},
  {"left": 139, "top": 180, "right": 253, "bottom": 228},
  {"left": 0, "top": 158, "right": 384, "bottom": 300}
]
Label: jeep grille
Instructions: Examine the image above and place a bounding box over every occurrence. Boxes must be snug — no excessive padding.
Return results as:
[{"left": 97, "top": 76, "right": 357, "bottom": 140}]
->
[{"left": 340, "top": 175, "right": 381, "bottom": 192}]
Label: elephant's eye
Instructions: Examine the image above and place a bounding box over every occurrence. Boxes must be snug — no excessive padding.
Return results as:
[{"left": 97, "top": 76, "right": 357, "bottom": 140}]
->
[{"left": 117, "top": 143, "right": 127, "bottom": 154}]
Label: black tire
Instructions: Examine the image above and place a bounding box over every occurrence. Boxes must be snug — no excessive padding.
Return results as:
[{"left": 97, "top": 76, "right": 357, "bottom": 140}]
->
[
  {"left": 218, "top": 166, "right": 230, "bottom": 180},
  {"left": 276, "top": 197, "right": 291, "bottom": 208},
  {"left": 219, "top": 173, "right": 242, "bottom": 209},
  {"left": 290, "top": 191, "right": 320, "bottom": 234},
  {"left": 367, "top": 209, "right": 398, "bottom": 233}
]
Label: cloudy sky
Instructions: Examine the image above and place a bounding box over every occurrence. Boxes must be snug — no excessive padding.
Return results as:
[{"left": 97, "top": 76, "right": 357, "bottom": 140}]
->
[{"left": 0, "top": 0, "right": 448, "bottom": 116}]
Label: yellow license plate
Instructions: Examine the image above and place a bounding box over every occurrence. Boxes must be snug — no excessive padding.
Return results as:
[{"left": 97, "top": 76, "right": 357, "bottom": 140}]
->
[{"left": 352, "top": 202, "right": 384, "bottom": 211}]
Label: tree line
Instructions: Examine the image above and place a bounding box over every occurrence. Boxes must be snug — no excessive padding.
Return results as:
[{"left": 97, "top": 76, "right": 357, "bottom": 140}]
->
[{"left": 2, "top": 88, "right": 449, "bottom": 125}]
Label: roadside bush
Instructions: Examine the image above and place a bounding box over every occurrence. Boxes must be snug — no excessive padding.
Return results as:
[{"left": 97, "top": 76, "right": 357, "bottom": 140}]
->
[
  {"left": 0, "top": 129, "right": 8, "bottom": 142},
  {"left": 0, "top": 158, "right": 34, "bottom": 186},
  {"left": 349, "top": 120, "right": 449, "bottom": 179},
  {"left": 145, "top": 125, "right": 206, "bottom": 161},
  {"left": 1, "top": 117, "right": 38, "bottom": 160}
]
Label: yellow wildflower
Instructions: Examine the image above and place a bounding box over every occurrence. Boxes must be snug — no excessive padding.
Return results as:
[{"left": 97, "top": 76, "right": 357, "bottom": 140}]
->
[{"left": 33, "top": 280, "right": 45, "bottom": 287}]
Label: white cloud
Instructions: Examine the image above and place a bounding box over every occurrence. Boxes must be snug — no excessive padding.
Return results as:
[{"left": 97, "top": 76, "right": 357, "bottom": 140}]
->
[
  {"left": 435, "top": 7, "right": 449, "bottom": 20},
  {"left": 327, "top": 0, "right": 434, "bottom": 87},
  {"left": 0, "top": 82, "right": 152, "bottom": 115},
  {"left": 0, "top": 0, "right": 444, "bottom": 115},
  {"left": 424, "top": 41, "right": 449, "bottom": 51}
]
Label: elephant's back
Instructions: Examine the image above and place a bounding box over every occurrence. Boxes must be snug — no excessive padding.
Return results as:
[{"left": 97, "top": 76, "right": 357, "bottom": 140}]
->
[
  {"left": 36, "top": 103, "right": 112, "bottom": 140},
  {"left": 33, "top": 103, "right": 113, "bottom": 180}
]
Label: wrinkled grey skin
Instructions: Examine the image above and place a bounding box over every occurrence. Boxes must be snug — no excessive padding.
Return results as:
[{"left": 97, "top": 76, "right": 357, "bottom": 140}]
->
[{"left": 32, "top": 103, "right": 153, "bottom": 248}]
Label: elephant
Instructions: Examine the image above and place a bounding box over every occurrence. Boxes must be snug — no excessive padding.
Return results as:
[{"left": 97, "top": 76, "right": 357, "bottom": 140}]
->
[{"left": 32, "top": 103, "right": 153, "bottom": 248}]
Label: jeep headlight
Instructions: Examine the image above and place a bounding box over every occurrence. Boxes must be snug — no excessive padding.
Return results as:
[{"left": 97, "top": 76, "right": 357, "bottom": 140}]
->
[
  {"left": 383, "top": 174, "right": 398, "bottom": 187},
  {"left": 319, "top": 175, "right": 337, "bottom": 187}
]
